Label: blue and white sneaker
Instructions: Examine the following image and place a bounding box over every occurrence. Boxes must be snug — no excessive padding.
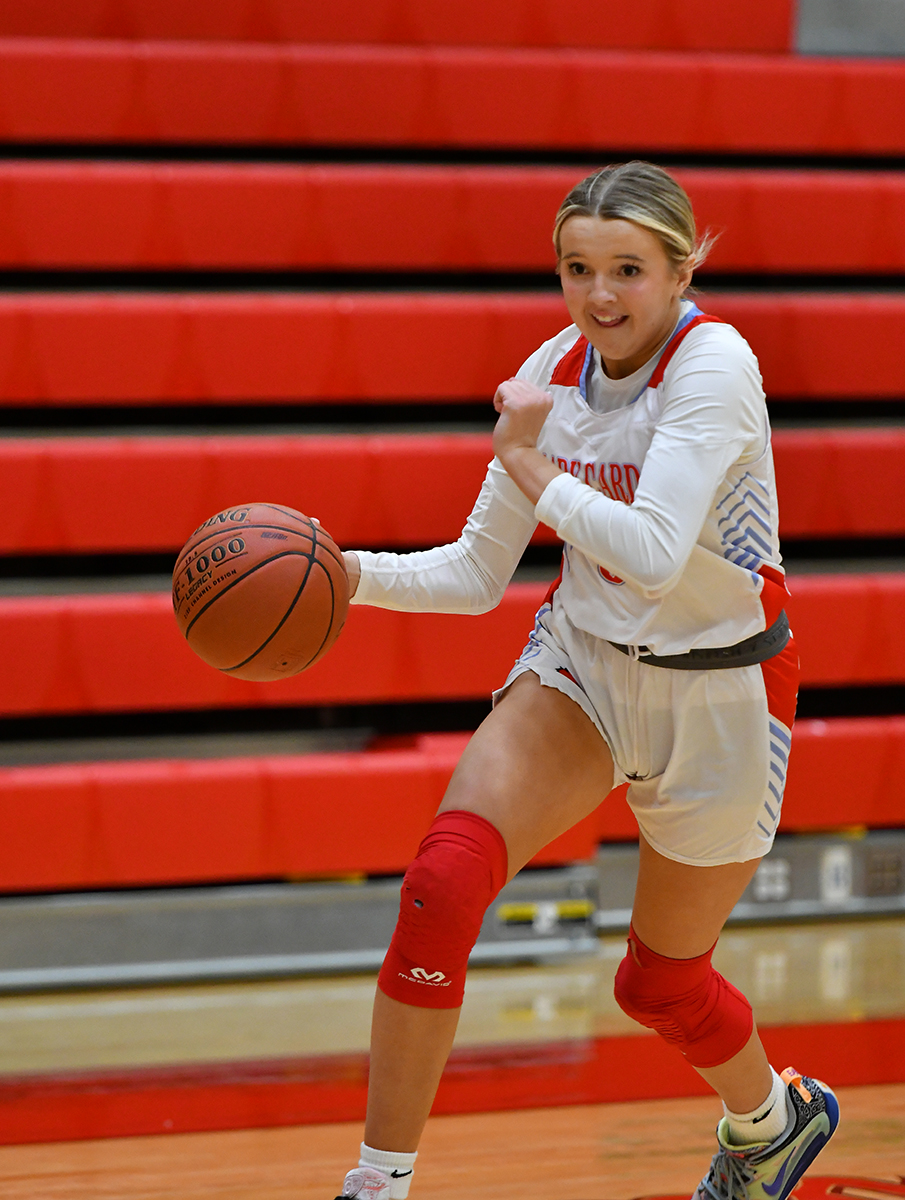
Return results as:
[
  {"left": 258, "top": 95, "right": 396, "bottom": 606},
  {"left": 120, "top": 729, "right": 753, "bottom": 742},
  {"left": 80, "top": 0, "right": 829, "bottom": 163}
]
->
[{"left": 693, "top": 1068, "right": 840, "bottom": 1200}]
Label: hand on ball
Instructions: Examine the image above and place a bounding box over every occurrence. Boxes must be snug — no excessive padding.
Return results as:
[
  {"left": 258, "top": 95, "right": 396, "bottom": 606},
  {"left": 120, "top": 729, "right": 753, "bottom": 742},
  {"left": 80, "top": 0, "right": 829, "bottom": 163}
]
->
[{"left": 344, "top": 551, "right": 361, "bottom": 598}]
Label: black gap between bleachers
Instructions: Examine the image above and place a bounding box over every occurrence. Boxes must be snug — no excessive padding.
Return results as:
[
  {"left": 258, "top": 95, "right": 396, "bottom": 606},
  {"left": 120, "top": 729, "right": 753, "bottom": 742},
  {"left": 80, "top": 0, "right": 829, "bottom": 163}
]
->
[
  {"left": 0, "top": 402, "right": 500, "bottom": 431},
  {"left": 4, "top": 143, "right": 905, "bottom": 171},
  {"left": 0, "top": 685, "right": 901, "bottom": 753},
  {"left": 3, "top": 536, "right": 905, "bottom": 585},
  {"left": 0, "top": 269, "right": 903, "bottom": 292},
  {"left": 1, "top": 400, "right": 904, "bottom": 433}
]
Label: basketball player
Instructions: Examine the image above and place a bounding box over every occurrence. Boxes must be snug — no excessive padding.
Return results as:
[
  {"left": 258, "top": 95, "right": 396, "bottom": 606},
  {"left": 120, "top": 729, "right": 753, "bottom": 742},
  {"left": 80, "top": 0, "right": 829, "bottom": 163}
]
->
[{"left": 333, "top": 162, "right": 839, "bottom": 1200}]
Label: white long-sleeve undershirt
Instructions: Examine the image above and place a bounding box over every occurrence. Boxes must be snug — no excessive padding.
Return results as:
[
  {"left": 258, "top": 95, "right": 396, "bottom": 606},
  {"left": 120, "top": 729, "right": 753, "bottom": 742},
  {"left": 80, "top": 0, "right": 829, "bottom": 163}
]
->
[{"left": 351, "top": 456, "right": 537, "bottom": 613}]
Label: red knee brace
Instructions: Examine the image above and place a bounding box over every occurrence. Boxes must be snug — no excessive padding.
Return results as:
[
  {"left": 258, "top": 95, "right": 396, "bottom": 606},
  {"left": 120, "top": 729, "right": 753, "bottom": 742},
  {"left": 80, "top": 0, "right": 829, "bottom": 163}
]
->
[
  {"left": 378, "top": 810, "right": 508, "bottom": 1009},
  {"left": 613, "top": 925, "right": 753, "bottom": 1068}
]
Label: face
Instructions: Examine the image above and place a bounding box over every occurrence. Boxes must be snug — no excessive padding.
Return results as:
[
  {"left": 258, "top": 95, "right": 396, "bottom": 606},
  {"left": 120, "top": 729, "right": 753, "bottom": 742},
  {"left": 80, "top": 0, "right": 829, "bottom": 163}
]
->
[{"left": 557, "top": 216, "right": 693, "bottom": 379}]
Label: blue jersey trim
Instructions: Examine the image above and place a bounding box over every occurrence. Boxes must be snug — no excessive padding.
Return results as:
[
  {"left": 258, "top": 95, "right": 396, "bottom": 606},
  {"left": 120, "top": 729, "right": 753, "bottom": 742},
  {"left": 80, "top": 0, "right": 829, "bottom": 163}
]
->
[{"left": 578, "top": 340, "right": 594, "bottom": 402}]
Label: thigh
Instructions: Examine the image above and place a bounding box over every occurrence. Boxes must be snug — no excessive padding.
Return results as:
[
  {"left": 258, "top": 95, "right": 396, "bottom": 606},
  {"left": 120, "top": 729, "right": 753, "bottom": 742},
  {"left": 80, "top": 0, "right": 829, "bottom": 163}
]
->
[
  {"left": 631, "top": 832, "right": 761, "bottom": 958},
  {"left": 439, "top": 672, "right": 615, "bottom": 879}
]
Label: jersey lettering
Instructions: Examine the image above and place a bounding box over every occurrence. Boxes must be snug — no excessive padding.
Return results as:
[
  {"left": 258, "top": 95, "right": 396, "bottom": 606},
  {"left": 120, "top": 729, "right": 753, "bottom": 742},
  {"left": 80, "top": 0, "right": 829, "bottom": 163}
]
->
[{"left": 553, "top": 456, "right": 641, "bottom": 504}]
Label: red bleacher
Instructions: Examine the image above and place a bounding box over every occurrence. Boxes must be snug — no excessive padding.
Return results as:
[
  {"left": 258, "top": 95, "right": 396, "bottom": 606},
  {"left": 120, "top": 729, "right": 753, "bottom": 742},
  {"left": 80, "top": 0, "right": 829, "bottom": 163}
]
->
[
  {"left": 2, "top": 42, "right": 905, "bottom": 154},
  {"left": 3, "top": 165, "right": 903, "bottom": 275},
  {"left": 0, "top": 1, "right": 794, "bottom": 52},
  {"left": 1, "top": 292, "right": 905, "bottom": 403},
  {"left": 5, "top": 427, "right": 905, "bottom": 554},
  {"left": 0, "top": 717, "right": 900, "bottom": 894},
  {"left": 3, "top": 574, "right": 904, "bottom": 720}
]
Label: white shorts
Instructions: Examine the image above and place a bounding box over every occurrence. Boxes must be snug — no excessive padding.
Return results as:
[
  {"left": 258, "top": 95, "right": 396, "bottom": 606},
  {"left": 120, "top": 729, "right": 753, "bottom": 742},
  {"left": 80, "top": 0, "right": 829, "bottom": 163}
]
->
[{"left": 494, "top": 598, "right": 799, "bottom": 867}]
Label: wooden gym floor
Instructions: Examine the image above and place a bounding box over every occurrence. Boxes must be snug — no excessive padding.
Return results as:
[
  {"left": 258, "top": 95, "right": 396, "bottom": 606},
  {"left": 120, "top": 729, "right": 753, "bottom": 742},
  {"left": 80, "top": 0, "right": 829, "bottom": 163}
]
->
[
  {"left": 0, "top": 1084, "right": 901, "bottom": 1200},
  {"left": 3, "top": 918, "right": 903, "bottom": 1076},
  {"left": 0, "top": 917, "right": 902, "bottom": 1197}
]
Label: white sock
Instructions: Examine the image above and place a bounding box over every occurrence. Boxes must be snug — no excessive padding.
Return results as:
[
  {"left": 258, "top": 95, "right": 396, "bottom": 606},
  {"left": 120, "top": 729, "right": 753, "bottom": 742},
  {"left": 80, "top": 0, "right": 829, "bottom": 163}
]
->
[
  {"left": 723, "top": 1067, "right": 791, "bottom": 1146},
  {"left": 359, "top": 1143, "right": 418, "bottom": 1200}
]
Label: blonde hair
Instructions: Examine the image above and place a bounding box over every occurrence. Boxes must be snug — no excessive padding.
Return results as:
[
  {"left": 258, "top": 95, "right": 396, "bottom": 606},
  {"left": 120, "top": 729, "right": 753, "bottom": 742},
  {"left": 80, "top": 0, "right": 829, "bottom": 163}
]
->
[{"left": 553, "top": 161, "right": 715, "bottom": 272}]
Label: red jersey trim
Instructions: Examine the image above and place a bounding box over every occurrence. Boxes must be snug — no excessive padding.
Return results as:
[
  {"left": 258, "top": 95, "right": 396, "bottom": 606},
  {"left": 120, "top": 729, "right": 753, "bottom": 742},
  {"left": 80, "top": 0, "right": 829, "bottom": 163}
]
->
[
  {"left": 547, "top": 312, "right": 725, "bottom": 393},
  {"left": 549, "top": 335, "right": 589, "bottom": 386},
  {"left": 647, "top": 313, "right": 726, "bottom": 390}
]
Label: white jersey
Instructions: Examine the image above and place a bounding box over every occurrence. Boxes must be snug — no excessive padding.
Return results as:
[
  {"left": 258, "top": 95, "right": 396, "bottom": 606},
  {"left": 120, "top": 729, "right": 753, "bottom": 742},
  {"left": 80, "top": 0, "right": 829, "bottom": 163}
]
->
[{"left": 352, "top": 300, "right": 786, "bottom": 656}]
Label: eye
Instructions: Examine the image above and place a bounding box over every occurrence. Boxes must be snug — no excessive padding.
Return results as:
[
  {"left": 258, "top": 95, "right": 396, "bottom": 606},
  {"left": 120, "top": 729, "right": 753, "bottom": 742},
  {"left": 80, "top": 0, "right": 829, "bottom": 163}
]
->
[
  {"left": 566, "top": 261, "right": 588, "bottom": 275},
  {"left": 619, "top": 263, "right": 641, "bottom": 277}
]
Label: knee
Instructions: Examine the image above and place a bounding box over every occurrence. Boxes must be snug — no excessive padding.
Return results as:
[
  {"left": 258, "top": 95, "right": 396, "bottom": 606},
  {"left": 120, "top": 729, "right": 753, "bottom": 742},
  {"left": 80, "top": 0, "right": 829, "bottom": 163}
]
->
[
  {"left": 613, "top": 926, "right": 752, "bottom": 1068},
  {"left": 396, "top": 813, "right": 507, "bottom": 957},
  {"left": 378, "top": 810, "right": 508, "bottom": 1009}
]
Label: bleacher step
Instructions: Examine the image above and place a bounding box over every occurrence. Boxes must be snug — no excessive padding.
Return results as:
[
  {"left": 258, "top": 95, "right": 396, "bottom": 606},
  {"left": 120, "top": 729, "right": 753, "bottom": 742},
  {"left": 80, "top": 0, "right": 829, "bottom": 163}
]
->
[
  {"left": 0, "top": 163, "right": 902, "bottom": 274},
  {"left": 595, "top": 831, "right": 905, "bottom": 931},
  {"left": 0, "top": 292, "right": 900, "bottom": 404},
  {"left": 4, "top": 426, "right": 905, "bottom": 553},
  {"left": 1, "top": 41, "right": 902, "bottom": 154},
  {"left": 0, "top": 865, "right": 599, "bottom": 992}
]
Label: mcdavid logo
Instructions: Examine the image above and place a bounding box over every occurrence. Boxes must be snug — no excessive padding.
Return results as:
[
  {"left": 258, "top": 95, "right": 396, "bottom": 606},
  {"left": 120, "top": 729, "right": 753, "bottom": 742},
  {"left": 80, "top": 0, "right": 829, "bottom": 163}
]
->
[{"left": 400, "top": 967, "right": 450, "bottom": 986}]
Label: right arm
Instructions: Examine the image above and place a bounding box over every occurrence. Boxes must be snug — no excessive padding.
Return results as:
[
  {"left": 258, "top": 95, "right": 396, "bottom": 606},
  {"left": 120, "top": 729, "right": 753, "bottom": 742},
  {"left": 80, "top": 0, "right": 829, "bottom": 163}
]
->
[{"left": 344, "top": 457, "right": 538, "bottom": 613}]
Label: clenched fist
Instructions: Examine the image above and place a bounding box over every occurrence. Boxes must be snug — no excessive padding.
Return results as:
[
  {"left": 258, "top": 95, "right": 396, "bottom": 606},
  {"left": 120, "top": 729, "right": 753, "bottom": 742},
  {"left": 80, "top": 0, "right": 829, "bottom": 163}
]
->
[{"left": 492, "top": 378, "right": 554, "bottom": 462}]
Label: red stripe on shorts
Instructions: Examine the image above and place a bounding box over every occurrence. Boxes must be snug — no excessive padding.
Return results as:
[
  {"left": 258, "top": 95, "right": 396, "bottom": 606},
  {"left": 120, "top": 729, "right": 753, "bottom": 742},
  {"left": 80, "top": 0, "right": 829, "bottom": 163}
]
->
[
  {"left": 759, "top": 635, "right": 799, "bottom": 731},
  {"left": 756, "top": 565, "right": 798, "bottom": 729}
]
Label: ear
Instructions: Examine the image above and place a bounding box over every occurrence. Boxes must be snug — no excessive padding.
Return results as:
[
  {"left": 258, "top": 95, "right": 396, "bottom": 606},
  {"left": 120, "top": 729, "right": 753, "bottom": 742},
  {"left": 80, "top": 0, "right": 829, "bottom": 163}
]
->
[{"left": 674, "top": 255, "right": 694, "bottom": 296}]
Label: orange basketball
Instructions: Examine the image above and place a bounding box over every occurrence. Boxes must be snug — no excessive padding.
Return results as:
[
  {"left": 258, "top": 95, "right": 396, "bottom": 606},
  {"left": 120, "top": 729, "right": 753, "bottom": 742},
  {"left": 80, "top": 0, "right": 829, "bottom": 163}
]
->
[{"left": 172, "top": 503, "right": 349, "bottom": 682}]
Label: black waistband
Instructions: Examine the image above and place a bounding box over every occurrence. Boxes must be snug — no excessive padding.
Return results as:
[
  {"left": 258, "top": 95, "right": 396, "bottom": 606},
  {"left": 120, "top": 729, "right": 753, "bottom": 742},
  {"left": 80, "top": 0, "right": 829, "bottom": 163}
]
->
[{"left": 609, "top": 610, "right": 790, "bottom": 670}]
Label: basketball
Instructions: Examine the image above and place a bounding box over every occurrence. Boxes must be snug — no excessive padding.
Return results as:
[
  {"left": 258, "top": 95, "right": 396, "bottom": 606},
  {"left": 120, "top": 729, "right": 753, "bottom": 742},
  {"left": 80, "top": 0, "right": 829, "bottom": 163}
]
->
[{"left": 172, "top": 503, "right": 349, "bottom": 682}]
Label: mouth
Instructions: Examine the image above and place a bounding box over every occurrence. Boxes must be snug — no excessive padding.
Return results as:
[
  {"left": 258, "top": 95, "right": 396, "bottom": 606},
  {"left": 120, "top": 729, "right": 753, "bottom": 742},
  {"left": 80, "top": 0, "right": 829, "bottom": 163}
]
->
[{"left": 590, "top": 313, "right": 628, "bottom": 329}]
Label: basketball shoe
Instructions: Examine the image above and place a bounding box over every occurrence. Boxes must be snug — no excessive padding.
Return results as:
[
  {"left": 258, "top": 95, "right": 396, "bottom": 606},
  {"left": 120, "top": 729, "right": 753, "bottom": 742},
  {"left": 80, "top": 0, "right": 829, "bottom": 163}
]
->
[
  {"left": 334, "top": 1166, "right": 391, "bottom": 1200},
  {"left": 693, "top": 1068, "right": 839, "bottom": 1200}
]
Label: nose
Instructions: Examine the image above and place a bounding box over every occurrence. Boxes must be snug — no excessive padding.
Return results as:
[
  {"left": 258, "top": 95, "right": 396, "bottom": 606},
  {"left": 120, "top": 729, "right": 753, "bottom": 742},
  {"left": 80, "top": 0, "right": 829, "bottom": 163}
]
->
[{"left": 588, "top": 273, "right": 617, "bottom": 305}]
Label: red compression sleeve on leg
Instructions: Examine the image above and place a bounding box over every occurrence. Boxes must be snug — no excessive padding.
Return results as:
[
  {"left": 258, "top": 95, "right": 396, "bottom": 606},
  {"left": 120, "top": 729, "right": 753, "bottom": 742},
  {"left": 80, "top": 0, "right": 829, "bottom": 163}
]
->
[
  {"left": 614, "top": 925, "right": 753, "bottom": 1068},
  {"left": 378, "top": 810, "right": 508, "bottom": 1010}
]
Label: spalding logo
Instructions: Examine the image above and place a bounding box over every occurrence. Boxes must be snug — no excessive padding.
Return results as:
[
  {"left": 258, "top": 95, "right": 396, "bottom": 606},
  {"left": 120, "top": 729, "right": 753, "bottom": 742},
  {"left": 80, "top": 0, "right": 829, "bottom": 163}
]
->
[{"left": 192, "top": 509, "right": 250, "bottom": 536}]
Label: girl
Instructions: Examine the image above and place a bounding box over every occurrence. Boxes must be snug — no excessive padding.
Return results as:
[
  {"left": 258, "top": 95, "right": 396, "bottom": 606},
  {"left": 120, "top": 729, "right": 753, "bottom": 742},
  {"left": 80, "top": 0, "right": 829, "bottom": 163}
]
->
[{"left": 333, "top": 162, "right": 838, "bottom": 1200}]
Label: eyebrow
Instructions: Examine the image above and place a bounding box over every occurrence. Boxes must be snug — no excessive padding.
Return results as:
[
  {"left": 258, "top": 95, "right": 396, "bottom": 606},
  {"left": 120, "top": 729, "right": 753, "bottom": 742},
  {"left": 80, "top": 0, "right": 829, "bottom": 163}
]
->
[{"left": 561, "top": 251, "right": 644, "bottom": 261}]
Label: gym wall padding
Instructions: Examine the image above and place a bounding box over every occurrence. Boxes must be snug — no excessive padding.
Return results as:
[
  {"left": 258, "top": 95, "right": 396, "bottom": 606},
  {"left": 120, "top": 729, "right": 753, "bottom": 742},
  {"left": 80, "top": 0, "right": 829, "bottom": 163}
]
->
[
  {"left": 2, "top": 574, "right": 904, "bottom": 719},
  {"left": 1, "top": 164, "right": 904, "bottom": 275},
  {"left": 774, "top": 428, "right": 905, "bottom": 538},
  {"left": 0, "top": 718, "right": 899, "bottom": 893},
  {"left": 0, "top": 292, "right": 904, "bottom": 403},
  {"left": 0, "top": 0, "right": 795, "bottom": 52},
  {"left": 0, "top": 734, "right": 617, "bottom": 891},
  {"left": 1, "top": 42, "right": 904, "bottom": 154},
  {"left": 4, "top": 427, "right": 905, "bottom": 554}
]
